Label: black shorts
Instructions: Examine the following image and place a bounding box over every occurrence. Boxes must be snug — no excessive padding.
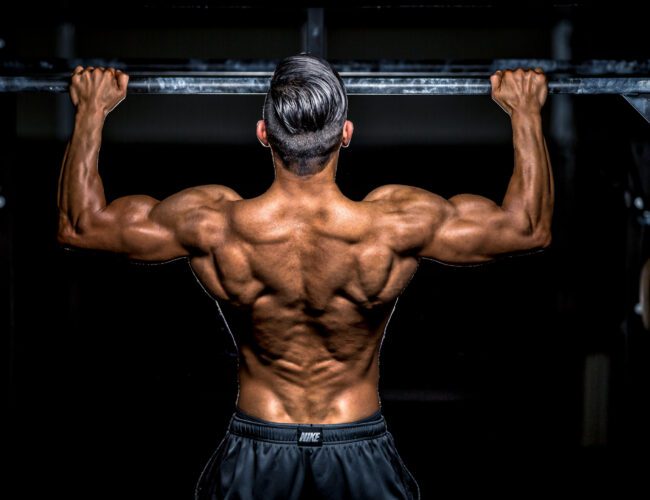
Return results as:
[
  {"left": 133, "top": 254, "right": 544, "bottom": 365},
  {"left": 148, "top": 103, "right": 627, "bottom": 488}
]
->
[{"left": 195, "top": 408, "right": 420, "bottom": 500}]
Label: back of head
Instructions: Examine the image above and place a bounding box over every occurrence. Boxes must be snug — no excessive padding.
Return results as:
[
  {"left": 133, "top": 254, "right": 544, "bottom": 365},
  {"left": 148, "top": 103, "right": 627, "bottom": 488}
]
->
[{"left": 263, "top": 54, "right": 348, "bottom": 176}]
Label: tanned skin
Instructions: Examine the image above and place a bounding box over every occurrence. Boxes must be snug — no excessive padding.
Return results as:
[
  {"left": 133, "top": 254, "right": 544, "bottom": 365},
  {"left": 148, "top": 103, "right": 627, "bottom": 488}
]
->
[{"left": 58, "top": 65, "right": 553, "bottom": 424}]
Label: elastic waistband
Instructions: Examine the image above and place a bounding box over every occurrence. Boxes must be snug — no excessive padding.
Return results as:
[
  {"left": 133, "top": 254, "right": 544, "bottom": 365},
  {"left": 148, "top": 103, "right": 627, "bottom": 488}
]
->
[{"left": 228, "top": 408, "right": 387, "bottom": 444}]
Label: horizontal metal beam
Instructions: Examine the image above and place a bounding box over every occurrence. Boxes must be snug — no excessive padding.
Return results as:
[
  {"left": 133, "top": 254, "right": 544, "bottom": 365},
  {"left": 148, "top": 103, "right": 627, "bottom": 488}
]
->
[
  {"left": 2, "top": 58, "right": 649, "bottom": 75},
  {"left": 1, "top": 74, "right": 649, "bottom": 95}
]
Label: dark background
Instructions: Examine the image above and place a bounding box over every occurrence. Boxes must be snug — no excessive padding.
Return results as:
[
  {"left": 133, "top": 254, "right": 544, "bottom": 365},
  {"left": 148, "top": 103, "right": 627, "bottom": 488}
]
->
[{"left": 2, "top": 1, "right": 649, "bottom": 498}]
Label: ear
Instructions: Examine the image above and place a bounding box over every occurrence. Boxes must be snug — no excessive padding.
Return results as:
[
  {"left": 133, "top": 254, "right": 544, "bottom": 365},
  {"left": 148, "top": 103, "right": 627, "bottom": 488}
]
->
[
  {"left": 341, "top": 120, "right": 354, "bottom": 148},
  {"left": 256, "top": 120, "right": 270, "bottom": 147}
]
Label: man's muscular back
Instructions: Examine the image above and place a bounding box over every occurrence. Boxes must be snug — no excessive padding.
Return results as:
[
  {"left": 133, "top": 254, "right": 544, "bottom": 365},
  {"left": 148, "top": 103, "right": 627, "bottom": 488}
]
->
[{"left": 189, "top": 185, "right": 421, "bottom": 424}]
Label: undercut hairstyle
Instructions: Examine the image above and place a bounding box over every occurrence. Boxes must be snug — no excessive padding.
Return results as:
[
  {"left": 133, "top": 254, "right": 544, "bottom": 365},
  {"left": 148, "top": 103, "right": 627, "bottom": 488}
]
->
[{"left": 263, "top": 54, "right": 348, "bottom": 176}]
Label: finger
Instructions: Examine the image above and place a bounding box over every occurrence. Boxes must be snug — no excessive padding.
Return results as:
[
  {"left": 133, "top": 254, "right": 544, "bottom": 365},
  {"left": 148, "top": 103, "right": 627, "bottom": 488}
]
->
[
  {"left": 490, "top": 70, "right": 503, "bottom": 88},
  {"left": 534, "top": 67, "right": 544, "bottom": 73},
  {"left": 117, "top": 71, "right": 130, "bottom": 91},
  {"left": 72, "top": 65, "right": 84, "bottom": 75},
  {"left": 499, "top": 69, "right": 513, "bottom": 81}
]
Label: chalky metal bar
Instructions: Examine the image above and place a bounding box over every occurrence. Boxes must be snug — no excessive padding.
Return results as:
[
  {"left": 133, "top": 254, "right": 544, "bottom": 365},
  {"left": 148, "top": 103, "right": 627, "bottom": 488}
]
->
[
  {"left": 1, "top": 72, "right": 649, "bottom": 95},
  {"left": 1, "top": 71, "right": 649, "bottom": 121}
]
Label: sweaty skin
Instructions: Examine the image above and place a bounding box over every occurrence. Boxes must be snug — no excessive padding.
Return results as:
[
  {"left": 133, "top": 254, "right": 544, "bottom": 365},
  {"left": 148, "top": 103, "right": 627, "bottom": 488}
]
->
[{"left": 58, "top": 65, "right": 553, "bottom": 424}]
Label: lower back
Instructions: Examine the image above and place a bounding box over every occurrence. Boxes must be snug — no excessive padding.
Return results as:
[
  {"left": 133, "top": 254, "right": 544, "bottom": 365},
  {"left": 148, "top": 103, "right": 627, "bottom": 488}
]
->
[{"left": 236, "top": 328, "right": 384, "bottom": 424}]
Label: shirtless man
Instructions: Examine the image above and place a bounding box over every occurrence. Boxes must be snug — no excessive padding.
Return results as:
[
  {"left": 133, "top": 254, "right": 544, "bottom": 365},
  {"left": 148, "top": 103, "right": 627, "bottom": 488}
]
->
[{"left": 57, "top": 54, "right": 552, "bottom": 500}]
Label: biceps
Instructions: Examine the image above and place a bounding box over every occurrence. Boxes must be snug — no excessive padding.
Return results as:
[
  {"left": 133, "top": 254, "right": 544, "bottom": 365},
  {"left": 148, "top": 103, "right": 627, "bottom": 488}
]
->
[{"left": 72, "top": 195, "right": 189, "bottom": 261}]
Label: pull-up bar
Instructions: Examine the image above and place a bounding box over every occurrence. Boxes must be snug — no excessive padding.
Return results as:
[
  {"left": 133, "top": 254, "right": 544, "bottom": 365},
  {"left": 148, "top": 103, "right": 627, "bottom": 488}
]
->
[
  {"left": 1, "top": 73, "right": 648, "bottom": 96},
  {"left": 1, "top": 59, "right": 648, "bottom": 122}
]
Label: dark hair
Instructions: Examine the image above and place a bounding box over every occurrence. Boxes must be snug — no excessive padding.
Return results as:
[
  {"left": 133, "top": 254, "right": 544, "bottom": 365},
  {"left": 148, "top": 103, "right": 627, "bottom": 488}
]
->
[{"left": 263, "top": 54, "right": 348, "bottom": 176}]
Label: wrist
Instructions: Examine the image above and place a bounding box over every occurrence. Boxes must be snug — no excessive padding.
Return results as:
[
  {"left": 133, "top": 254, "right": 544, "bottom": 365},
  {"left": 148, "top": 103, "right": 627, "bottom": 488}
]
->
[
  {"left": 510, "top": 108, "right": 542, "bottom": 121},
  {"left": 75, "top": 104, "right": 107, "bottom": 122}
]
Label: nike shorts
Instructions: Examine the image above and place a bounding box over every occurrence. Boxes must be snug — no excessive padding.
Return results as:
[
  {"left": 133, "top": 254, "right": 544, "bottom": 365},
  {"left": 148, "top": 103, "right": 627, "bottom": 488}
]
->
[{"left": 194, "top": 407, "right": 420, "bottom": 500}]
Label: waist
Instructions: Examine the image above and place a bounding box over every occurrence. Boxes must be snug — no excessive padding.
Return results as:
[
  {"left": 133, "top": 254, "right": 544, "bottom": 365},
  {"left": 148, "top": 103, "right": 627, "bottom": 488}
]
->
[
  {"left": 228, "top": 407, "right": 387, "bottom": 443},
  {"left": 236, "top": 369, "right": 382, "bottom": 424}
]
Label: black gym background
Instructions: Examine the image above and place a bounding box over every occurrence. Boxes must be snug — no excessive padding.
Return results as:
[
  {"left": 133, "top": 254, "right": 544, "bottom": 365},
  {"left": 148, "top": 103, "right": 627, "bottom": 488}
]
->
[{"left": 2, "top": 2, "right": 649, "bottom": 498}]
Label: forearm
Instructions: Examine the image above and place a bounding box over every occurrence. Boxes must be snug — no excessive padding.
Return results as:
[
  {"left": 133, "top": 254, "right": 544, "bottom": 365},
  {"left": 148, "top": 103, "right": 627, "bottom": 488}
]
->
[
  {"left": 501, "top": 111, "right": 554, "bottom": 237},
  {"left": 57, "top": 107, "right": 107, "bottom": 236}
]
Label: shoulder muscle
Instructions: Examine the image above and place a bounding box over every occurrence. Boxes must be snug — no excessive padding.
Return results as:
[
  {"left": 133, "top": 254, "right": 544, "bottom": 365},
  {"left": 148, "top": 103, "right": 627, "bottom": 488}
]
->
[
  {"left": 363, "top": 184, "right": 452, "bottom": 254},
  {"left": 150, "top": 185, "right": 242, "bottom": 250}
]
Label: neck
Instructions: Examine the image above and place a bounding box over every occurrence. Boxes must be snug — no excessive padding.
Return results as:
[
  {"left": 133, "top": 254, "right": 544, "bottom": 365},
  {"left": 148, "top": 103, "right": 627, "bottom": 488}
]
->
[{"left": 270, "top": 152, "right": 342, "bottom": 198}]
